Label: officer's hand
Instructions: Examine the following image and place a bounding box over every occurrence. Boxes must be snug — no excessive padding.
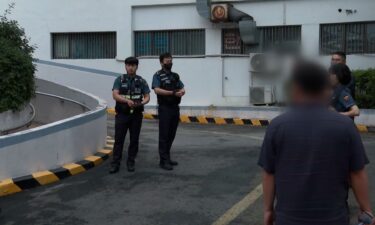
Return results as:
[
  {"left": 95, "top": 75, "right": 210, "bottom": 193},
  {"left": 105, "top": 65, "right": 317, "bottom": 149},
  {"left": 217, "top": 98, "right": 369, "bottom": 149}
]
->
[
  {"left": 127, "top": 100, "right": 135, "bottom": 107},
  {"left": 176, "top": 91, "right": 185, "bottom": 97}
]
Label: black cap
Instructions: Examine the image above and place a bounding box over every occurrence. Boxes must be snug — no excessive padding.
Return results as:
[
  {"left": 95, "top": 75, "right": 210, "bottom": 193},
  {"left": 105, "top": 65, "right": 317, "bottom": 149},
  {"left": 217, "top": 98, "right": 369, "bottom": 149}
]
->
[{"left": 125, "top": 57, "right": 139, "bottom": 66}]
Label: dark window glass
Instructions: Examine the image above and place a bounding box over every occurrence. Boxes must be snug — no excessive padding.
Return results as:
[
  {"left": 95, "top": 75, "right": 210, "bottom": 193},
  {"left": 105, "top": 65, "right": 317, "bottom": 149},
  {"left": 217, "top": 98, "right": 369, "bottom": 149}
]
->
[
  {"left": 134, "top": 30, "right": 205, "bottom": 56},
  {"left": 222, "top": 26, "right": 301, "bottom": 54},
  {"left": 320, "top": 22, "right": 375, "bottom": 54},
  {"left": 52, "top": 32, "right": 116, "bottom": 59}
]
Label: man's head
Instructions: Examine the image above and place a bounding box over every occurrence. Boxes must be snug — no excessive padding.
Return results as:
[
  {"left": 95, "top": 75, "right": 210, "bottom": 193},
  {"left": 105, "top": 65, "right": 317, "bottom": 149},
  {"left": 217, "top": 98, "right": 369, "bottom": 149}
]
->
[
  {"left": 160, "top": 52, "right": 173, "bottom": 71},
  {"left": 290, "top": 61, "right": 330, "bottom": 104},
  {"left": 125, "top": 57, "right": 139, "bottom": 75},
  {"left": 329, "top": 63, "right": 352, "bottom": 87},
  {"left": 331, "top": 51, "right": 346, "bottom": 65}
]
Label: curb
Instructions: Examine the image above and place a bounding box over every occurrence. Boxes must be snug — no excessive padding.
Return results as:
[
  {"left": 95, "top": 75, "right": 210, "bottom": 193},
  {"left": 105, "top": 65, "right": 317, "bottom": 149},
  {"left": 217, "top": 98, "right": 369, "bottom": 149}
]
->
[
  {"left": 107, "top": 108, "right": 375, "bottom": 133},
  {"left": 0, "top": 137, "right": 114, "bottom": 197}
]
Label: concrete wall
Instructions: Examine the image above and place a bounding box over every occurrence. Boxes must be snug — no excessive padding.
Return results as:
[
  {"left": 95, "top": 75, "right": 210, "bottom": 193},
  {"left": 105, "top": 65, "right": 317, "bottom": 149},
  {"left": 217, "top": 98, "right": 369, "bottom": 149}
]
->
[
  {"left": 1, "top": 0, "right": 375, "bottom": 107},
  {"left": 0, "top": 79, "right": 107, "bottom": 180},
  {"left": 0, "top": 104, "right": 34, "bottom": 133}
]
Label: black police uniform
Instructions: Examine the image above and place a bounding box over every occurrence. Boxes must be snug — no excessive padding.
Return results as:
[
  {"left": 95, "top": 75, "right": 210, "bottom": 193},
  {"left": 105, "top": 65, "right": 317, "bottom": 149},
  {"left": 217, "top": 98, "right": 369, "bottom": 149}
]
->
[
  {"left": 331, "top": 85, "right": 356, "bottom": 119},
  {"left": 152, "top": 70, "right": 184, "bottom": 166},
  {"left": 111, "top": 74, "right": 150, "bottom": 168}
]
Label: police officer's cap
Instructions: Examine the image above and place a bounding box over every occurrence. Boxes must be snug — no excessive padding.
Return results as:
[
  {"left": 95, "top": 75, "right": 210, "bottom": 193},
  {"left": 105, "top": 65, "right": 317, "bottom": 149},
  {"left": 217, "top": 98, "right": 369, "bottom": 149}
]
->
[{"left": 125, "top": 57, "right": 139, "bottom": 66}]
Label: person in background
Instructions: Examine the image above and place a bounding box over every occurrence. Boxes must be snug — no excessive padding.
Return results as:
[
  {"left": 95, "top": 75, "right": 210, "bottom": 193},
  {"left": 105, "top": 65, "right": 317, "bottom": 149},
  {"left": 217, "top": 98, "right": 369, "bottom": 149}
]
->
[
  {"left": 259, "top": 61, "right": 373, "bottom": 225},
  {"left": 331, "top": 51, "right": 356, "bottom": 99},
  {"left": 329, "top": 63, "right": 360, "bottom": 119}
]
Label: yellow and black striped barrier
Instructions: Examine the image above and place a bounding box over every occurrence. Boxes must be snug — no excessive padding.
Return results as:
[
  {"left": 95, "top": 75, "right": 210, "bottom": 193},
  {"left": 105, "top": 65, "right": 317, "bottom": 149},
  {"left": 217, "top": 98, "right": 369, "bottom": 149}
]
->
[
  {"left": 107, "top": 108, "right": 373, "bottom": 132},
  {"left": 0, "top": 137, "right": 114, "bottom": 197}
]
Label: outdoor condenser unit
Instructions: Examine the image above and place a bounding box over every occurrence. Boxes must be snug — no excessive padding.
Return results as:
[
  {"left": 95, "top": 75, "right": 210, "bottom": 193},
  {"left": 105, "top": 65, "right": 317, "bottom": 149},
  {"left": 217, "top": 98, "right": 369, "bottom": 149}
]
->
[{"left": 249, "top": 86, "right": 276, "bottom": 105}]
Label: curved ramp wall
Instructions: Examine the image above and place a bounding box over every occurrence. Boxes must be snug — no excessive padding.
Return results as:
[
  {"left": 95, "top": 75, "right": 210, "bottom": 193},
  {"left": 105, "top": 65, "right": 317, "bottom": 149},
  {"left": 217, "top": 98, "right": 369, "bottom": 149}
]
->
[{"left": 0, "top": 79, "right": 107, "bottom": 180}]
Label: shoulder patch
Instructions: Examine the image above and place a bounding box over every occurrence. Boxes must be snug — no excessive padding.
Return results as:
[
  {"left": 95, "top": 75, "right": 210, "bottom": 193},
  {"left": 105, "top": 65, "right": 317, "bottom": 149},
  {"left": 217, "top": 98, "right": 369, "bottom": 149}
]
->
[{"left": 343, "top": 95, "right": 350, "bottom": 102}]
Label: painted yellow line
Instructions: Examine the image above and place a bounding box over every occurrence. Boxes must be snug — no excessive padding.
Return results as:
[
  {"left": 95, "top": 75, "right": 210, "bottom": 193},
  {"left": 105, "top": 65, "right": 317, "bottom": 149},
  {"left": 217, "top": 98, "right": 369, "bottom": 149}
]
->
[
  {"left": 251, "top": 119, "right": 262, "bottom": 126},
  {"left": 234, "top": 118, "right": 244, "bottom": 125},
  {"left": 214, "top": 117, "right": 226, "bottom": 125},
  {"left": 357, "top": 124, "right": 368, "bottom": 133},
  {"left": 98, "top": 149, "right": 113, "bottom": 155},
  {"left": 63, "top": 163, "right": 86, "bottom": 175},
  {"left": 107, "top": 108, "right": 116, "bottom": 115},
  {"left": 32, "top": 171, "right": 59, "bottom": 185},
  {"left": 0, "top": 179, "right": 22, "bottom": 197},
  {"left": 144, "top": 113, "right": 154, "bottom": 119},
  {"left": 211, "top": 183, "right": 263, "bottom": 225},
  {"left": 197, "top": 116, "right": 208, "bottom": 124},
  {"left": 180, "top": 115, "right": 191, "bottom": 123},
  {"left": 85, "top": 155, "right": 103, "bottom": 166}
]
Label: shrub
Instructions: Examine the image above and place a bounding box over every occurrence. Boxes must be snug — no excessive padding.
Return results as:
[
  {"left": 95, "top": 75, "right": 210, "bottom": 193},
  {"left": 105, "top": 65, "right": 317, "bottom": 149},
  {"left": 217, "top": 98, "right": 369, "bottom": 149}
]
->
[
  {"left": 0, "top": 3, "right": 36, "bottom": 113},
  {"left": 353, "top": 68, "right": 375, "bottom": 109}
]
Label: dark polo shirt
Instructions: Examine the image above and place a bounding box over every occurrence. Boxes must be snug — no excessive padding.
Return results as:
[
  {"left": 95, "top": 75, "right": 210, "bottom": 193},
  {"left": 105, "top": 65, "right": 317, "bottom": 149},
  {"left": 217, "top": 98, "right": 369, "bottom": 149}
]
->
[{"left": 258, "top": 105, "right": 369, "bottom": 225}]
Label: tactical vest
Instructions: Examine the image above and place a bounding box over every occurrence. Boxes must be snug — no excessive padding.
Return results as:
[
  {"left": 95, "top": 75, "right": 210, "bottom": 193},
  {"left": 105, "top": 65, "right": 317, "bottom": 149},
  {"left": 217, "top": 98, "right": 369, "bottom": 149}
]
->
[
  {"left": 115, "top": 74, "right": 144, "bottom": 114},
  {"left": 156, "top": 70, "right": 181, "bottom": 106}
]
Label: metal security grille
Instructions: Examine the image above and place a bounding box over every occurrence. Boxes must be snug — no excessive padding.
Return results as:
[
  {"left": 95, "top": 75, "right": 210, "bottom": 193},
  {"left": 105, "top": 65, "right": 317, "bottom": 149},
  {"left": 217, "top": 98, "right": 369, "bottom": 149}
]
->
[
  {"left": 222, "top": 26, "right": 301, "bottom": 54},
  {"left": 134, "top": 30, "right": 205, "bottom": 56},
  {"left": 52, "top": 32, "right": 116, "bottom": 59},
  {"left": 320, "top": 22, "right": 375, "bottom": 54}
]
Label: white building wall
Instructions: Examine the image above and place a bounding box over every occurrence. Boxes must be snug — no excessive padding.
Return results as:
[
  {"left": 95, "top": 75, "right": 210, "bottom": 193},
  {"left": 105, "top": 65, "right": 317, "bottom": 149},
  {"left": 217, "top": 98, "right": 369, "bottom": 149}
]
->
[{"left": 1, "top": 0, "right": 375, "bottom": 107}]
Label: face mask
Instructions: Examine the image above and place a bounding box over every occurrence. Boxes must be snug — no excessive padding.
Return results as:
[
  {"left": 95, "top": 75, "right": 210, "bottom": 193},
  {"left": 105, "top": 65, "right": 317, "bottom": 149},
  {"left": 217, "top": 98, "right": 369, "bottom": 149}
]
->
[{"left": 163, "top": 63, "right": 173, "bottom": 70}]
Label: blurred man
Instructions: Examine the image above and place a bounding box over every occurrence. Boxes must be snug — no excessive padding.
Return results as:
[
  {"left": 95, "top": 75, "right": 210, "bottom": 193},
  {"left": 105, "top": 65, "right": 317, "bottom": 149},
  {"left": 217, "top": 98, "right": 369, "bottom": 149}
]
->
[
  {"left": 331, "top": 51, "right": 356, "bottom": 99},
  {"left": 109, "top": 57, "right": 150, "bottom": 173},
  {"left": 259, "top": 61, "right": 374, "bottom": 225},
  {"left": 152, "top": 53, "right": 185, "bottom": 171}
]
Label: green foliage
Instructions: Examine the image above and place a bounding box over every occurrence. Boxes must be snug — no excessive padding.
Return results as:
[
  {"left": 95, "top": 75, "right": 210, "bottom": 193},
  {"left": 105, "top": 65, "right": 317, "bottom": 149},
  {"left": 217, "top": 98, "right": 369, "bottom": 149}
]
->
[
  {"left": 0, "top": 3, "right": 36, "bottom": 113},
  {"left": 353, "top": 68, "right": 375, "bottom": 109}
]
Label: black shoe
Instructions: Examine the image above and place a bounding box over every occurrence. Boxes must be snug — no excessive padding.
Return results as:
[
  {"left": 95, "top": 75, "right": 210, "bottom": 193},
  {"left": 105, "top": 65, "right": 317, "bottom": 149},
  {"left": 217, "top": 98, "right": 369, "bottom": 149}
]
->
[
  {"left": 169, "top": 160, "right": 178, "bottom": 166},
  {"left": 109, "top": 165, "right": 120, "bottom": 174},
  {"left": 127, "top": 161, "right": 135, "bottom": 172},
  {"left": 159, "top": 163, "right": 173, "bottom": 171}
]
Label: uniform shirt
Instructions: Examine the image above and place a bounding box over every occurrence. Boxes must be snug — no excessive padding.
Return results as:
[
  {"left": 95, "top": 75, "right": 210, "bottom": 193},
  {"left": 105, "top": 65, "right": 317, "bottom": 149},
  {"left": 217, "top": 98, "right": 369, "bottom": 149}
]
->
[
  {"left": 331, "top": 85, "right": 356, "bottom": 113},
  {"left": 112, "top": 74, "right": 150, "bottom": 95},
  {"left": 151, "top": 71, "right": 184, "bottom": 90},
  {"left": 258, "top": 105, "right": 369, "bottom": 225},
  {"left": 347, "top": 75, "right": 356, "bottom": 99}
]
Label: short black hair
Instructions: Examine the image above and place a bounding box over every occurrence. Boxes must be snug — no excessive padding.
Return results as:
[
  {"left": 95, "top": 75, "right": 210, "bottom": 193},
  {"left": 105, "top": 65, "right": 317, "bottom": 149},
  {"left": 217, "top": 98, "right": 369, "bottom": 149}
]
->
[
  {"left": 159, "top": 52, "right": 172, "bottom": 63},
  {"left": 332, "top": 51, "right": 346, "bottom": 61},
  {"left": 329, "top": 63, "right": 352, "bottom": 85},
  {"left": 125, "top": 57, "right": 139, "bottom": 66},
  {"left": 291, "top": 61, "right": 330, "bottom": 95}
]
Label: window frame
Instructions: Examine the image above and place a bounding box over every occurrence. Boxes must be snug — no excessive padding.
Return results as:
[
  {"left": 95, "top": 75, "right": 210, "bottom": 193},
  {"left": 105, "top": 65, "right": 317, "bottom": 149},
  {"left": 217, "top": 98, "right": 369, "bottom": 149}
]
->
[
  {"left": 51, "top": 32, "right": 117, "bottom": 59},
  {"left": 320, "top": 21, "right": 375, "bottom": 55},
  {"left": 221, "top": 25, "right": 302, "bottom": 55},
  {"left": 134, "top": 29, "right": 206, "bottom": 57}
]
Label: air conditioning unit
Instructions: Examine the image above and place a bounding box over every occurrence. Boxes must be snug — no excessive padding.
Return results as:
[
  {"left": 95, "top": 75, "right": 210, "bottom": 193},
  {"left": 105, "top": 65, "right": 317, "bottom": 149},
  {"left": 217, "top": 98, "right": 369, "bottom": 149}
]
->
[
  {"left": 211, "top": 4, "right": 229, "bottom": 22},
  {"left": 249, "top": 53, "right": 280, "bottom": 73},
  {"left": 250, "top": 86, "right": 276, "bottom": 105}
]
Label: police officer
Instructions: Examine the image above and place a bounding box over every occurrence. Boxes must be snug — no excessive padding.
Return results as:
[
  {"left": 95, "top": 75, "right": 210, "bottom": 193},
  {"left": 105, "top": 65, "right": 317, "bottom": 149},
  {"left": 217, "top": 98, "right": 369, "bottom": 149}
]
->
[
  {"left": 110, "top": 57, "right": 150, "bottom": 173},
  {"left": 329, "top": 63, "right": 360, "bottom": 119},
  {"left": 331, "top": 51, "right": 356, "bottom": 99},
  {"left": 152, "top": 53, "right": 185, "bottom": 171}
]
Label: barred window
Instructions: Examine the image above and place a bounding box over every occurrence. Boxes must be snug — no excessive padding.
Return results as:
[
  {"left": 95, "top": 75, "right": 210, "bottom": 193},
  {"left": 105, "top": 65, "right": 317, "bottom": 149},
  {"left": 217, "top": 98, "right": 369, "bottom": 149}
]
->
[
  {"left": 134, "top": 30, "right": 205, "bottom": 56},
  {"left": 222, "top": 26, "right": 301, "bottom": 54},
  {"left": 52, "top": 32, "right": 116, "bottom": 59},
  {"left": 320, "top": 22, "right": 375, "bottom": 54}
]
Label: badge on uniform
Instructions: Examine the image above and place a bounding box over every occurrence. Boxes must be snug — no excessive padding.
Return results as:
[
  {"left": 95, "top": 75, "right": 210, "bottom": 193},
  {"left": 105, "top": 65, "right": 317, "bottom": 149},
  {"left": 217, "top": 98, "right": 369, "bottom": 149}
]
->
[{"left": 343, "top": 96, "right": 349, "bottom": 102}]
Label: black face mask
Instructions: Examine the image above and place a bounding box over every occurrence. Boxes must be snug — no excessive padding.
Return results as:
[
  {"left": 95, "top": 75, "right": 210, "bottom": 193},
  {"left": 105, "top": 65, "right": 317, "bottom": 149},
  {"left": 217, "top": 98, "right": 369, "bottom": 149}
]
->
[{"left": 163, "top": 63, "right": 173, "bottom": 71}]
